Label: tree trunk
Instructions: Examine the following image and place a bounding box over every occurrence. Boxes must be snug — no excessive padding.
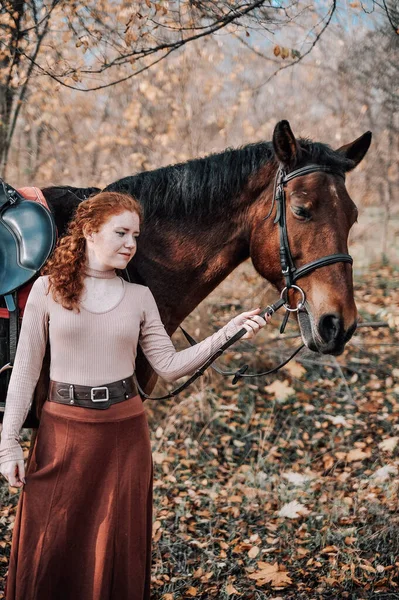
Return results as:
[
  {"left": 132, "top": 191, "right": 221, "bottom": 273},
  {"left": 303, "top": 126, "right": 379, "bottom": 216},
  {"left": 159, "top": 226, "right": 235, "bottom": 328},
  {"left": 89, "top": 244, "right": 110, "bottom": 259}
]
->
[{"left": 0, "top": 0, "right": 25, "bottom": 176}]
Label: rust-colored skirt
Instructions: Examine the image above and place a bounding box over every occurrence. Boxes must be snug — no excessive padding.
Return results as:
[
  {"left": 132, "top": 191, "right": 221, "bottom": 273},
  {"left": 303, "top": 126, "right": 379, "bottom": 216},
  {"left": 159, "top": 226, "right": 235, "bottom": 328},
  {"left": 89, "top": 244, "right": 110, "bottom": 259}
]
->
[{"left": 5, "top": 394, "right": 153, "bottom": 600}]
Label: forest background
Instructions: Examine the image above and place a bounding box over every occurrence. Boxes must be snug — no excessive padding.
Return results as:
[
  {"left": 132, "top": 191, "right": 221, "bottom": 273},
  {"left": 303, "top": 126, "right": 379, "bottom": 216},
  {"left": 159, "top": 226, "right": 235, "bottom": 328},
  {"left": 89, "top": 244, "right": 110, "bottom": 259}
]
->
[{"left": 0, "top": 1, "right": 398, "bottom": 598}]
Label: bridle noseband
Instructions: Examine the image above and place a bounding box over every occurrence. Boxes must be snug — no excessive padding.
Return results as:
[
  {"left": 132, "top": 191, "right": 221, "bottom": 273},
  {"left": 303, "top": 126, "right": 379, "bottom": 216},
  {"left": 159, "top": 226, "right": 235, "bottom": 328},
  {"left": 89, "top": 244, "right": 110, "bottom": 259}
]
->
[{"left": 137, "top": 163, "right": 354, "bottom": 400}]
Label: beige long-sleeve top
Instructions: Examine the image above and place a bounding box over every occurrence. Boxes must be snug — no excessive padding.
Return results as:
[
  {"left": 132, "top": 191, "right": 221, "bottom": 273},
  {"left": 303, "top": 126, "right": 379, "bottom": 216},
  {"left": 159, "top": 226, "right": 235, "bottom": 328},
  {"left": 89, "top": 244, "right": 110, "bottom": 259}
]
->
[{"left": 0, "top": 275, "right": 241, "bottom": 466}]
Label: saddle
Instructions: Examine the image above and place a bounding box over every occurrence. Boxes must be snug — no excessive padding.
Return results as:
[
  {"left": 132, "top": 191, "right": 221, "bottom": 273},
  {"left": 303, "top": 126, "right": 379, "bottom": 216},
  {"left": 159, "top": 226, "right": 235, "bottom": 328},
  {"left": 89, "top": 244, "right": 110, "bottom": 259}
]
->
[
  {"left": 0, "top": 179, "right": 56, "bottom": 307},
  {"left": 0, "top": 179, "right": 57, "bottom": 427}
]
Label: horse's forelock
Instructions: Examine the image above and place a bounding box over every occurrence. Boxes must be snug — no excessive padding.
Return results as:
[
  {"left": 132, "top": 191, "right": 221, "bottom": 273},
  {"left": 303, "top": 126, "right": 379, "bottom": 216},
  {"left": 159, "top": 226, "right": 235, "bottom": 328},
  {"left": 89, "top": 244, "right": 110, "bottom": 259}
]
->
[{"left": 298, "top": 138, "right": 355, "bottom": 172}]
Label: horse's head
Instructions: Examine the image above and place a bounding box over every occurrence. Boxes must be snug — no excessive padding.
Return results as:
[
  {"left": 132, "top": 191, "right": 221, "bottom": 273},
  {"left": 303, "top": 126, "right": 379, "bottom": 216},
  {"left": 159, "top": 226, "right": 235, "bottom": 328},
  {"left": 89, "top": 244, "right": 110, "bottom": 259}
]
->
[{"left": 249, "top": 120, "right": 372, "bottom": 355}]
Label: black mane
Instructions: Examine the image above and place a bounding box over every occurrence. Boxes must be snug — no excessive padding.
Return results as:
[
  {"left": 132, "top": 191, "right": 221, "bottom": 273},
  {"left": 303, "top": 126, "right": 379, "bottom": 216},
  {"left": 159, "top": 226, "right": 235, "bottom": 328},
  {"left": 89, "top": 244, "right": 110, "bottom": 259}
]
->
[
  {"left": 41, "top": 185, "right": 101, "bottom": 236},
  {"left": 104, "top": 138, "right": 353, "bottom": 221},
  {"left": 41, "top": 139, "right": 353, "bottom": 223},
  {"left": 105, "top": 142, "right": 274, "bottom": 220}
]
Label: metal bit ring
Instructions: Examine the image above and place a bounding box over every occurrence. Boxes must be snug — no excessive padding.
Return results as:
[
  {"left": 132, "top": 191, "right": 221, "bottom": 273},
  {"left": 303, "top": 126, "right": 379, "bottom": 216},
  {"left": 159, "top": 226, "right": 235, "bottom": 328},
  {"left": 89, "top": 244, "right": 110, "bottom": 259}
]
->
[{"left": 280, "top": 285, "right": 306, "bottom": 312}]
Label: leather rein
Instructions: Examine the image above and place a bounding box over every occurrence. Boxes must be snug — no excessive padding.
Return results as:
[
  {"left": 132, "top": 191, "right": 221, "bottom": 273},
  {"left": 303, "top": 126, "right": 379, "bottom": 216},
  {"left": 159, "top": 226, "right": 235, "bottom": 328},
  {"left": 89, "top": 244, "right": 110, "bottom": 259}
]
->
[{"left": 137, "top": 163, "right": 353, "bottom": 401}]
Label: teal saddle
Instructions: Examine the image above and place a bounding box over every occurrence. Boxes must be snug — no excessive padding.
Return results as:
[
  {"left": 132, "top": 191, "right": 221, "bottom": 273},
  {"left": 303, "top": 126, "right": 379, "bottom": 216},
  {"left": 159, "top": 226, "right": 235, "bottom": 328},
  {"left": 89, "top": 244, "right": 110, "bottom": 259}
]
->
[{"left": 0, "top": 179, "right": 57, "bottom": 311}]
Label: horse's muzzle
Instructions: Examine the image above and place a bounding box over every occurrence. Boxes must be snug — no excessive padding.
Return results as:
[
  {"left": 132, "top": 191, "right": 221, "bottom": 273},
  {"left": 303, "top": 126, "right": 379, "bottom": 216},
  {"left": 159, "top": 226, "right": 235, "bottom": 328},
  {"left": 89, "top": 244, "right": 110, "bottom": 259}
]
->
[{"left": 298, "top": 310, "right": 357, "bottom": 355}]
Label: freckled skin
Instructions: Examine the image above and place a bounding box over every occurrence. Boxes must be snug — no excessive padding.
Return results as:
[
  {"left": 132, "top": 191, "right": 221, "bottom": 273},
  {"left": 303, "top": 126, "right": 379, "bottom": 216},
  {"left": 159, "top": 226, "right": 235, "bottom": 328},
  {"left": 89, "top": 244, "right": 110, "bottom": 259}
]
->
[{"left": 84, "top": 211, "right": 141, "bottom": 271}]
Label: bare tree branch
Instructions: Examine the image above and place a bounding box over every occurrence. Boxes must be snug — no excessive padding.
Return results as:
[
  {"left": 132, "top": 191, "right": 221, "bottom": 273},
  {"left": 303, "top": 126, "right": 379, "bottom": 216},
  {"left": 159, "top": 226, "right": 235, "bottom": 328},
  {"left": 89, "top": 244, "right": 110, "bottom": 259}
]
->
[
  {"left": 4, "top": 0, "right": 272, "bottom": 92},
  {"left": 251, "top": 0, "right": 338, "bottom": 91},
  {"left": 380, "top": 0, "right": 399, "bottom": 33}
]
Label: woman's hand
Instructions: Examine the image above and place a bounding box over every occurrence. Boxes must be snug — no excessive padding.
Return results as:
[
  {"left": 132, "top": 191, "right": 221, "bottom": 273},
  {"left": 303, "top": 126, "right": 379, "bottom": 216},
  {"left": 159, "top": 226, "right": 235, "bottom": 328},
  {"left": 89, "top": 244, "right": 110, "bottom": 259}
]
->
[
  {"left": 232, "top": 307, "right": 271, "bottom": 340},
  {"left": 0, "top": 458, "right": 26, "bottom": 488}
]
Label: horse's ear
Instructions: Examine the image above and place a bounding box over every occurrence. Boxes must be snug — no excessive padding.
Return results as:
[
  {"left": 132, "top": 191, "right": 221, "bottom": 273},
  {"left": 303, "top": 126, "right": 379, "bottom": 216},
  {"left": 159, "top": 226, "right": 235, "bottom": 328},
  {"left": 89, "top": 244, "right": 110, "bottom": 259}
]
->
[
  {"left": 272, "top": 120, "right": 301, "bottom": 169},
  {"left": 336, "top": 131, "right": 372, "bottom": 171}
]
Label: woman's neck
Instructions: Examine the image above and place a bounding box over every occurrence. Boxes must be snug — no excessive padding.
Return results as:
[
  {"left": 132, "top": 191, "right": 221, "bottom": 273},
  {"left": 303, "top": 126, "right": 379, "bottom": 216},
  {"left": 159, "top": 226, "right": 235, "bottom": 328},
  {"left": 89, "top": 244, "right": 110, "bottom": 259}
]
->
[{"left": 84, "top": 266, "right": 117, "bottom": 279}]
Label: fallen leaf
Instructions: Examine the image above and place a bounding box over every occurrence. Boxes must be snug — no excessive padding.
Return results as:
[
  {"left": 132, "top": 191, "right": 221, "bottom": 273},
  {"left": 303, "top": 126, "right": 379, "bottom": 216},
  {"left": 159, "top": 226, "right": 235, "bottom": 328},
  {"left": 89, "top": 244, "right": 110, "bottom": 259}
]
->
[
  {"left": 346, "top": 448, "right": 370, "bottom": 462},
  {"left": 359, "top": 563, "right": 376, "bottom": 574},
  {"left": 372, "top": 465, "right": 398, "bottom": 480},
  {"left": 228, "top": 495, "right": 243, "bottom": 503},
  {"left": 265, "top": 380, "right": 295, "bottom": 403},
  {"left": 248, "top": 546, "right": 260, "bottom": 558},
  {"left": 376, "top": 565, "right": 385, "bottom": 573},
  {"left": 320, "top": 545, "right": 339, "bottom": 554},
  {"left": 233, "top": 439, "right": 246, "bottom": 447},
  {"left": 378, "top": 437, "right": 399, "bottom": 452},
  {"left": 152, "top": 452, "right": 167, "bottom": 465},
  {"left": 226, "top": 583, "right": 240, "bottom": 595},
  {"left": 345, "top": 537, "right": 357, "bottom": 545},
  {"left": 248, "top": 562, "right": 292, "bottom": 588},
  {"left": 193, "top": 567, "right": 203, "bottom": 579},
  {"left": 327, "top": 577, "right": 340, "bottom": 586},
  {"left": 281, "top": 472, "right": 315, "bottom": 486},
  {"left": 277, "top": 500, "right": 310, "bottom": 519},
  {"left": 283, "top": 361, "right": 306, "bottom": 379},
  {"left": 328, "top": 415, "right": 350, "bottom": 426},
  {"left": 335, "top": 451, "right": 347, "bottom": 461},
  {"left": 323, "top": 455, "right": 334, "bottom": 470}
]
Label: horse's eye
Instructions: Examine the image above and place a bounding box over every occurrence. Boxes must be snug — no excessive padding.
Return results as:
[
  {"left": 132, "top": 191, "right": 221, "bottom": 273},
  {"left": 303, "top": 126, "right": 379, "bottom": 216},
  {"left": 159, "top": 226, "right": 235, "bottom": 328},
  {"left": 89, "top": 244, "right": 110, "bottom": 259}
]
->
[{"left": 291, "top": 206, "right": 311, "bottom": 221}]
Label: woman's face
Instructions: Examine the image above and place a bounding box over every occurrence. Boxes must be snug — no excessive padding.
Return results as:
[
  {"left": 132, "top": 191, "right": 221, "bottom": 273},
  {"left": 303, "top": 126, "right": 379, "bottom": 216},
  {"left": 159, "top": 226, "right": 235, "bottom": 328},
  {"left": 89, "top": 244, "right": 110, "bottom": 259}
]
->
[{"left": 84, "top": 210, "right": 141, "bottom": 270}]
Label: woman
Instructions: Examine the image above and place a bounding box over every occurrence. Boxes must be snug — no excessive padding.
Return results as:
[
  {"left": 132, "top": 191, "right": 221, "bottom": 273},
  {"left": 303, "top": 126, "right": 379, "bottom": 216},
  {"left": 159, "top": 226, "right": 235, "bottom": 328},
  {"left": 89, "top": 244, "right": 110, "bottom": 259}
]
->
[{"left": 0, "top": 191, "right": 269, "bottom": 600}]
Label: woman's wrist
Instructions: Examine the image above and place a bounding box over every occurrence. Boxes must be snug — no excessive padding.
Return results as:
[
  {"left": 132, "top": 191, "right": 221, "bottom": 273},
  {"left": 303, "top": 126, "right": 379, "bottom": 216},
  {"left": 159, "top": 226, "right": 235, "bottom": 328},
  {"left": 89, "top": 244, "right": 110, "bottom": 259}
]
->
[
  {"left": 224, "top": 319, "right": 243, "bottom": 340},
  {"left": 0, "top": 438, "right": 23, "bottom": 466}
]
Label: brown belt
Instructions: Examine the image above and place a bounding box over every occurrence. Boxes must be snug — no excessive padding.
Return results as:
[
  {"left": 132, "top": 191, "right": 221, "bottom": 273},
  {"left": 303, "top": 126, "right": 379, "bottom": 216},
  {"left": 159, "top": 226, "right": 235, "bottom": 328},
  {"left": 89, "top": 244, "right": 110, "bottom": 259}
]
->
[{"left": 48, "top": 374, "right": 139, "bottom": 410}]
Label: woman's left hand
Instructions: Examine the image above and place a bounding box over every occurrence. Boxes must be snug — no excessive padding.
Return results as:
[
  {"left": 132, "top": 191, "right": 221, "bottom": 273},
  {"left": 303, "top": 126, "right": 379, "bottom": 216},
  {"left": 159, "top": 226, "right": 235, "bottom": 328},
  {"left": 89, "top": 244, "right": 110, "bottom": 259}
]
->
[{"left": 232, "top": 307, "right": 271, "bottom": 340}]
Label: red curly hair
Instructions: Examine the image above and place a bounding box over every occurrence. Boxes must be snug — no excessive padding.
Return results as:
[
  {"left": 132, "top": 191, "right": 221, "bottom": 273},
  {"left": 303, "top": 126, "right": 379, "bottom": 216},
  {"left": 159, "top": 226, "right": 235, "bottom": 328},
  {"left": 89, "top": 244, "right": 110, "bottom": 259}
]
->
[{"left": 42, "top": 191, "right": 143, "bottom": 312}]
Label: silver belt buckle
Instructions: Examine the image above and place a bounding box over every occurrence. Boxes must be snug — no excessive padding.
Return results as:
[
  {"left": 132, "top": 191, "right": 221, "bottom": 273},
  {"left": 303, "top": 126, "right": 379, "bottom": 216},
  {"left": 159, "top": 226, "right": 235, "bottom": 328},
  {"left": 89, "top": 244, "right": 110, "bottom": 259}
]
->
[{"left": 90, "top": 386, "right": 109, "bottom": 402}]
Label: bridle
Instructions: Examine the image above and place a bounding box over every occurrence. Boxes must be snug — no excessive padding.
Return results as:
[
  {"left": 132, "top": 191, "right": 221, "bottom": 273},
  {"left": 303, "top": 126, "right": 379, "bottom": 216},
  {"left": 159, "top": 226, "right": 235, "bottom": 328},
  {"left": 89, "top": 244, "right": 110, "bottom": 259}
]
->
[
  {"left": 136, "top": 163, "right": 353, "bottom": 400},
  {"left": 270, "top": 164, "right": 352, "bottom": 333}
]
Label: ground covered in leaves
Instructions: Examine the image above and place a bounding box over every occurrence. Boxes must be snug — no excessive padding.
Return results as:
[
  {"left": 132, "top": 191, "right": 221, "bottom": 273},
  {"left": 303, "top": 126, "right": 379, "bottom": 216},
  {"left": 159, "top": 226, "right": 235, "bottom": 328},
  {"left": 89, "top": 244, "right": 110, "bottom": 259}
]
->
[{"left": 1, "top": 263, "right": 398, "bottom": 599}]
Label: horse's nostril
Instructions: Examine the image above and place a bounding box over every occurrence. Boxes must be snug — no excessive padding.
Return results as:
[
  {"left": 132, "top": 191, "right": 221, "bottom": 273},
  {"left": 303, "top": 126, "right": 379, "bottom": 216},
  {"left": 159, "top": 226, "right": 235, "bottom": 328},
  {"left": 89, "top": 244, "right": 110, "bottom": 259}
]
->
[{"left": 319, "top": 313, "right": 342, "bottom": 343}]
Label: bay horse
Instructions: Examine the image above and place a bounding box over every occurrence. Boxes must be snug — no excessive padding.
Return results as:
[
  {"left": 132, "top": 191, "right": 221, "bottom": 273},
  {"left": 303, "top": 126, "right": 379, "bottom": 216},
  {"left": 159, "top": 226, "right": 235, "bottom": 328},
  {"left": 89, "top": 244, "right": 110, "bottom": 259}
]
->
[{"left": 2, "top": 120, "right": 372, "bottom": 409}]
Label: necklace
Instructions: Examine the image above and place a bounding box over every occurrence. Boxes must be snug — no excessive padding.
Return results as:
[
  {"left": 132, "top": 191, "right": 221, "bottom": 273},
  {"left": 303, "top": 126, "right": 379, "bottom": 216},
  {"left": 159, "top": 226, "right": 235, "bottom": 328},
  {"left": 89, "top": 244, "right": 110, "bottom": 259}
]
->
[{"left": 84, "top": 266, "right": 117, "bottom": 279}]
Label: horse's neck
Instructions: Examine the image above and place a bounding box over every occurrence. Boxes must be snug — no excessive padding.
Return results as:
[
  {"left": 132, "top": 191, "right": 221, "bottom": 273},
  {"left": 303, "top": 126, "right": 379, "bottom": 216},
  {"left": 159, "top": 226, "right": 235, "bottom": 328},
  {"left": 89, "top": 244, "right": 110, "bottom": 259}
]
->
[
  {"left": 135, "top": 167, "right": 275, "bottom": 332},
  {"left": 133, "top": 222, "right": 250, "bottom": 333}
]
